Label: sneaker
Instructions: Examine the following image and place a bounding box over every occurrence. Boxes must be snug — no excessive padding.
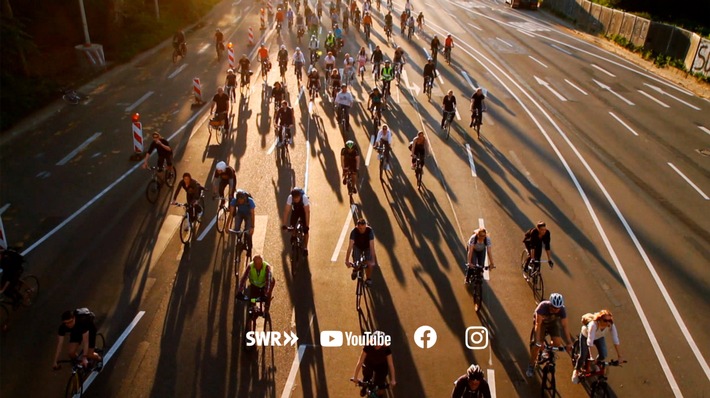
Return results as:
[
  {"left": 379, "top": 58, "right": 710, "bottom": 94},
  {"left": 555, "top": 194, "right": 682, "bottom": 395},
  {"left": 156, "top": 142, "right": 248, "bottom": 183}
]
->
[
  {"left": 351, "top": 270, "right": 357, "bottom": 280},
  {"left": 525, "top": 364, "right": 534, "bottom": 378},
  {"left": 571, "top": 370, "right": 580, "bottom": 384},
  {"left": 365, "top": 279, "right": 373, "bottom": 287}
]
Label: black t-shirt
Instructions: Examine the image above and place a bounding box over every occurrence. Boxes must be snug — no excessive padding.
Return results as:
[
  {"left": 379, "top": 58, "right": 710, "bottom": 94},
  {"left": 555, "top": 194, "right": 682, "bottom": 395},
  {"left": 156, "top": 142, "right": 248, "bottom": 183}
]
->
[
  {"left": 371, "top": 50, "right": 383, "bottom": 63},
  {"left": 363, "top": 345, "right": 391, "bottom": 367},
  {"left": 471, "top": 92, "right": 485, "bottom": 109},
  {"left": 215, "top": 32, "right": 224, "bottom": 42},
  {"left": 226, "top": 74, "right": 237, "bottom": 86},
  {"left": 278, "top": 49, "right": 289, "bottom": 63},
  {"left": 238, "top": 58, "right": 250, "bottom": 71},
  {"left": 350, "top": 226, "right": 374, "bottom": 250},
  {"left": 147, "top": 138, "right": 171, "bottom": 157},
  {"left": 272, "top": 87, "right": 286, "bottom": 101},
  {"left": 276, "top": 106, "right": 294, "bottom": 125},
  {"left": 451, "top": 375, "right": 492, "bottom": 398},
  {"left": 213, "top": 93, "right": 230, "bottom": 113},
  {"left": 423, "top": 63, "right": 436, "bottom": 77},
  {"left": 173, "top": 179, "right": 204, "bottom": 202},
  {"left": 341, "top": 146, "right": 360, "bottom": 160},
  {"left": 213, "top": 167, "right": 237, "bottom": 181},
  {"left": 57, "top": 308, "right": 95, "bottom": 336},
  {"left": 443, "top": 95, "right": 457, "bottom": 111}
]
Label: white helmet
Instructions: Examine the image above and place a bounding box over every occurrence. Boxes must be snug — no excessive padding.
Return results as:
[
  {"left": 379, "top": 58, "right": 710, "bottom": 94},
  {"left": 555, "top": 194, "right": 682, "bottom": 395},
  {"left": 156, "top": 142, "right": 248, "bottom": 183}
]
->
[
  {"left": 216, "top": 161, "right": 227, "bottom": 172},
  {"left": 549, "top": 293, "right": 564, "bottom": 308}
]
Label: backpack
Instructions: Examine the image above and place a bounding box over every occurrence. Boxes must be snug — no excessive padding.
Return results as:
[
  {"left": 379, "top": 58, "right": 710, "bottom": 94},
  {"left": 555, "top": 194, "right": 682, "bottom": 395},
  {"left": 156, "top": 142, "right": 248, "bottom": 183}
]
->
[
  {"left": 581, "top": 312, "right": 595, "bottom": 326},
  {"left": 75, "top": 307, "right": 96, "bottom": 323}
]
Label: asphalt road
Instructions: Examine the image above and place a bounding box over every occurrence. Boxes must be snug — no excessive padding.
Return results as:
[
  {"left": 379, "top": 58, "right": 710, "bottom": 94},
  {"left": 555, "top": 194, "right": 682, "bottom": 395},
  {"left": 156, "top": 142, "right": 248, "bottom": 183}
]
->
[{"left": 1, "top": 0, "right": 708, "bottom": 397}]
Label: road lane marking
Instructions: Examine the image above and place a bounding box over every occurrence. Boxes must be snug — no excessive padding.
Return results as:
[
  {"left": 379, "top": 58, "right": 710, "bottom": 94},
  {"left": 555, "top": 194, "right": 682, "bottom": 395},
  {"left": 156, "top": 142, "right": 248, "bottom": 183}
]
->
[
  {"left": 534, "top": 76, "right": 567, "bottom": 102},
  {"left": 551, "top": 44, "right": 572, "bottom": 55},
  {"left": 637, "top": 90, "right": 669, "bottom": 108},
  {"left": 267, "top": 137, "right": 279, "bottom": 155},
  {"left": 280, "top": 344, "right": 308, "bottom": 398},
  {"left": 296, "top": 85, "right": 305, "bottom": 103},
  {"left": 466, "top": 143, "right": 477, "bottom": 177},
  {"left": 508, "top": 150, "right": 537, "bottom": 188},
  {"left": 198, "top": 43, "right": 210, "bottom": 54},
  {"left": 56, "top": 132, "right": 102, "bottom": 165},
  {"left": 455, "top": 108, "right": 461, "bottom": 121},
  {"left": 365, "top": 135, "right": 376, "bottom": 166},
  {"left": 488, "top": 369, "right": 497, "bottom": 398},
  {"left": 643, "top": 83, "right": 701, "bottom": 110},
  {"left": 478, "top": 218, "right": 490, "bottom": 281},
  {"left": 78, "top": 311, "right": 146, "bottom": 398},
  {"left": 125, "top": 91, "right": 155, "bottom": 113},
  {"left": 593, "top": 79, "right": 634, "bottom": 106},
  {"left": 462, "top": 71, "right": 476, "bottom": 91},
  {"left": 428, "top": 21, "right": 696, "bottom": 391},
  {"left": 699, "top": 126, "right": 710, "bottom": 136},
  {"left": 468, "top": 23, "right": 482, "bottom": 31},
  {"left": 330, "top": 204, "right": 357, "bottom": 262},
  {"left": 251, "top": 215, "right": 269, "bottom": 255},
  {"left": 496, "top": 37, "right": 513, "bottom": 47},
  {"left": 668, "top": 163, "right": 709, "bottom": 200},
  {"left": 564, "top": 79, "right": 588, "bottom": 95},
  {"left": 528, "top": 56, "right": 547, "bottom": 68},
  {"left": 517, "top": 29, "right": 535, "bottom": 38},
  {"left": 168, "top": 64, "right": 188, "bottom": 79},
  {"left": 0, "top": 204, "right": 9, "bottom": 214},
  {"left": 196, "top": 216, "right": 218, "bottom": 241},
  {"left": 591, "top": 63, "right": 616, "bottom": 77},
  {"left": 608, "top": 112, "right": 639, "bottom": 136}
]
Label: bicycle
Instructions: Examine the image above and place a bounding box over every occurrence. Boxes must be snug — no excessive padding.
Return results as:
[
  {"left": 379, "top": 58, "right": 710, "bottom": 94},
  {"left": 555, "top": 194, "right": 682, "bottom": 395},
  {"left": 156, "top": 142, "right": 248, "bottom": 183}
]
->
[
  {"left": 394, "top": 62, "right": 403, "bottom": 85},
  {"left": 294, "top": 62, "right": 304, "bottom": 82},
  {"left": 530, "top": 336, "right": 566, "bottom": 397},
  {"left": 375, "top": 142, "right": 391, "bottom": 180},
  {"left": 407, "top": 24, "right": 414, "bottom": 40},
  {"left": 172, "top": 42, "right": 187, "bottom": 64},
  {"left": 208, "top": 112, "right": 228, "bottom": 144},
  {"left": 226, "top": 84, "right": 237, "bottom": 103},
  {"left": 216, "top": 42, "right": 225, "bottom": 60},
  {"left": 261, "top": 59, "right": 270, "bottom": 82},
  {"left": 364, "top": 24, "right": 371, "bottom": 41},
  {"left": 337, "top": 104, "right": 348, "bottom": 131},
  {"left": 381, "top": 80, "right": 391, "bottom": 104},
  {"left": 58, "top": 333, "right": 106, "bottom": 398},
  {"left": 297, "top": 25, "right": 306, "bottom": 42},
  {"left": 472, "top": 108, "right": 483, "bottom": 138},
  {"left": 175, "top": 194, "right": 204, "bottom": 245},
  {"left": 0, "top": 272, "right": 40, "bottom": 332},
  {"left": 444, "top": 46, "right": 452, "bottom": 65},
  {"left": 353, "top": 379, "right": 389, "bottom": 398},
  {"left": 286, "top": 224, "right": 305, "bottom": 276},
  {"left": 214, "top": 196, "right": 230, "bottom": 234},
  {"left": 464, "top": 263, "right": 487, "bottom": 312},
  {"left": 424, "top": 75, "right": 433, "bottom": 100},
  {"left": 343, "top": 168, "right": 357, "bottom": 203},
  {"left": 279, "top": 60, "right": 288, "bottom": 83},
  {"left": 240, "top": 70, "right": 252, "bottom": 96},
  {"left": 358, "top": 63, "right": 366, "bottom": 81},
  {"left": 275, "top": 124, "right": 291, "bottom": 164},
  {"left": 442, "top": 110, "right": 455, "bottom": 139},
  {"left": 571, "top": 342, "right": 627, "bottom": 398},
  {"left": 384, "top": 25, "right": 392, "bottom": 41},
  {"left": 348, "top": 252, "right": 368, "bottom": 311},
  {"left": 309, "top": 82, "right": 319, "bottom": 100},
  {"left": 413, "top": 154, "right": 424, "bottom": 189},
  {"left": 371, "top": 105, "right": 382, "bottom": 132},
  {"left": 236, "top": 293, "right": 267, "bottom": 349},
  {"left": 230, "top": 229, "right": 251, "bottom": 277},
  {"left": 145, "top": 166, "right": 177, "bottom": 204},
  {"left": 521, "top": 249, "right": 550, "bottom": 303},
  {"left": 61, "top": 88, "right": 89, "bottom": 105},
  {"left": 372, "top": 61, "right": 380, "bottom": 81}
]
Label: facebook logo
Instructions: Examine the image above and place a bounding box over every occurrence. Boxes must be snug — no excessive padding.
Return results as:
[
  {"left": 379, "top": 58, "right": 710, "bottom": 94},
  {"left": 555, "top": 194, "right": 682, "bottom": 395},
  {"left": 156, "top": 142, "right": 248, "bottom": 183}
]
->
[{"left": 413, "top": 325, "right": 437, "bottom": 349}]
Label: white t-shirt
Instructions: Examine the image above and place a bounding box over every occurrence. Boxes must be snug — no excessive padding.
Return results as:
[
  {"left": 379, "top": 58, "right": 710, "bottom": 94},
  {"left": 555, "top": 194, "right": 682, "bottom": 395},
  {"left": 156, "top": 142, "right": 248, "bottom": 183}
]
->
[
  {"left": 324, "top": 54, "right": 336, "bottom": 66},
  {"left": 286, "top": 193, "right": 310, "bottom": 206},
  {"left": 293, "top": 51, "right": 305, "bottom": 64},
  {"left": 335, "top": 91, "right": 355, "bottom": 107},
  {"left": 582, "top": 321, "right": 620, "bottom": 347},
  {"left": 375, "top": 128, "right": 393, "bottom": 145}
]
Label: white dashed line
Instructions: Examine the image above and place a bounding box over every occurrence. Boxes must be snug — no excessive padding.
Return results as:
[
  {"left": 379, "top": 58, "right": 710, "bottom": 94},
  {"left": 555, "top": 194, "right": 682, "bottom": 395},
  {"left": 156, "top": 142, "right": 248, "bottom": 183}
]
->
[
  {"left": 591, "top": 63, "right": 616, "bottom": 77},
  {"left": 608, "top": 112, "right": 639, "bottom": 136},
  {"left": 668, "top": 163, "right": 709, "bottom": 200}
]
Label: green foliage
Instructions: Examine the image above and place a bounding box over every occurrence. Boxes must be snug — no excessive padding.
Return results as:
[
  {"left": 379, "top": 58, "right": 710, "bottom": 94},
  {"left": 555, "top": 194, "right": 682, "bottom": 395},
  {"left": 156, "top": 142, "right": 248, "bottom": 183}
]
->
[{"left": 589, "top": 0, "right": 620, "bottom": 7}]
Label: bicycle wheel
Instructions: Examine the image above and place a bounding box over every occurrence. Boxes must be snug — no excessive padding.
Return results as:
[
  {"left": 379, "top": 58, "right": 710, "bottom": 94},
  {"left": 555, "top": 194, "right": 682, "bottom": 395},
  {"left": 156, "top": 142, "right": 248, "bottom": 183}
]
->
[
  {"left": 532, "top": 272, "right": 544, "bottom": 303},
  {"left": 215, "top": 125, "right": 223, "bottom": 144},
  {"left": 18, "top": 275, "right": 39, "bottom": 307},
  {"left": 473, "top": 280, "right": 482, "bottom": 312},
  {"left": 172, "top": 50, "right": 179, "bottom": 64},
  {"left": 416, "top": 168, "right": 422, "bottom": 189},
  {"left": 591, "top": 381, "right": 611, "bottom": 398},
  {"left": 521, "top": 249, "right": 530, "bottom": 278},
  {"left": 179, "top": 216, "right": 191, "bottom": 244},
  {"left": 216, "top": 207, "right": 228, "bottom": 233},
  {"left": 146, "top": 180, "right": 160, "bottom": 204},
  {"left": 540, "top": 366, "right": 556, "bottom": 396},
  {"left": 445, "top": 119, "right": 451, "bottom": 139},
  {"left": 165, "top": 167, "right": 177, "bottom": 188},
  {"left": 0, "top": 305, "right": 9, "bottom": 332},
  {"left": 65, "top": 373, "right": 82, "bottom": 398},
  {"left": 95, "top": 333, "right": 106, "bottom": 356},
  {"left": 356, "top": 275, "right": 363, "bottom": 310}
]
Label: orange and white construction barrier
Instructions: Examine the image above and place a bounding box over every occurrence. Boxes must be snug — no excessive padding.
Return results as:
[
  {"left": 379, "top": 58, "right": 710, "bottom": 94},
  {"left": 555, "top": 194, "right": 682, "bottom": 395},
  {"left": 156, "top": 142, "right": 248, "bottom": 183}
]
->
[
  {"left": 227, "top": 42, "right": 235, "bottom": 69},
  {"left": 131, "top": 113, "right": 144, "bottom": 160},
  {"left": 248, "top": 27, "right": 255, "bottom": 46},
  {"left": 260, "top": 8, "right": 266, "bottom": 30},
  {"left": 193, "top": 77, "right": 203, "bottom": 104}
]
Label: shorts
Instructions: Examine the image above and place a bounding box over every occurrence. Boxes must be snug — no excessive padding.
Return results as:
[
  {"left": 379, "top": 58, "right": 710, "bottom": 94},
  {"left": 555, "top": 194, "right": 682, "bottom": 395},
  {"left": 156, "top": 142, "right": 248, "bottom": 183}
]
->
[
  {"left": 344, "top": 159, "right": 357, "bottom": 171},
  {"left": 290, "top": 208, "right": 308, "bottom": 228},
  {"left": 352, "top": 247, "right": 372, "bottom": 263},
  {"left": 157, "top": 154, "right": 173, "bottom": 168},
  {"left": 541, "top": 322, "right": 563, "bottom": 339},
  {"left": 67, "top": 324, "right": 97, "bottom": 347},
  {"left": 362, "top": 363, "right": 388, "bottom": 386}
]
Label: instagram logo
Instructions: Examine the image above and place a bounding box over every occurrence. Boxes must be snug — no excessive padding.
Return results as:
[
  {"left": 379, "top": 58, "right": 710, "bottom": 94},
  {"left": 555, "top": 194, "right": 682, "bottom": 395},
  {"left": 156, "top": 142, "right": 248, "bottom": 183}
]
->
[{"left": 465, "top": 326, "right": 489, "bottom": 350}]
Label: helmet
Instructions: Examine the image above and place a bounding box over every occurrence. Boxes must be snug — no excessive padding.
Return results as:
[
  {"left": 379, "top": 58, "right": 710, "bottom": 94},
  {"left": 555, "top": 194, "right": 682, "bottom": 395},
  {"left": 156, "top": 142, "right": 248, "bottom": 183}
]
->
[
  {"left": 296, "top": 47, "right": 301, "bottom": 51},
  {"left": 281, "top": 45, "right": 286, "bottom": 50},
  {"left": 385, "top": 60, "right": 391, "bottom": 64},
  {"left": 216, "top": 161, "right": 227, "bottom": 171},
  {"left": 447, "top": 34, "right": 452, "bottom": 37},
  {"left": 329, "top": 30, "right": 333, "bottom": 34},
  {"left": 467, "top": 364, "right": 484, "bottom": 381},
  {"left": 346, "top": 140, "right": 355, "bottom": 148},
  {"left": 311, "top": 35, "right": 316, "bottom": 40},
  {"left": 549, "top": 293, "right": 564, "bottom": 308},
  {"left": 236, "top": 189, "right": 248, "bottom": 200},
  {"left": 427, "top": 57, "right": 433, "bottom": 61},
  {"left": 291, "top": 187, "right": 303, "bottom": 197},
  {"left": 261, "top": 42, "right": 266, "bottom": 46}
]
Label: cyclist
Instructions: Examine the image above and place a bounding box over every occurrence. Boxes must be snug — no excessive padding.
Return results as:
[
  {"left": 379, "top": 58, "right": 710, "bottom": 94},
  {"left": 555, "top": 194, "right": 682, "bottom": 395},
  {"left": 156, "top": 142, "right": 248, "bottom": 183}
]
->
[
  {"left": 343, "top": 52, "right": 355, "bottom": 83},
  {"left": 272, "top": 82, "right": 286, "bottom": 115},
  {"left": 296, "top": 12, "right": 306, "bottom": 33},
  {"left": 237, "top": 54, "right": 251, "bottom": 86},
  {"left": 367, "top": 87, "right": 383, "bottom": 117},
  {"left": 331, "top": 10, "right": 340, "bottom": 30},
  {"left": 399, "top": 11, "right": 407, "bottom": 34},
  {"left": 423, "top": 57, "right": 436, "bottom": 93},
  {"left": 345, "top": 218, "right": 378, "bottom": 285},
  {"left": 275, "top": 100, "right": 295, "bottom": 144},
  {"left": 275, "top": 7, "right": 285, "bottom": 29},
  {"left": 307, "top": 67, "right": 321, "bottom": 99},
  {"left": 324, "top": 50, "right": 336, "bottom": 75},
  {"left": 342, "top": 7, "right": 350, "bottom": 29},
  {"left": 316, "top": 0, "right": 323, "bottom": 18},
  {"left": 406, "top": 14, "right": 415, "bottom": 36},
  {"left": 409, "top": 130, "right": 427, "bottom": 170},
  {"left": 572, "top": 310, "right": 623, "bottom": 384},
  {"left": 293, "top": 47, "right": 306, "bottom": 80},
  {"left": 384, "top": 11, "right": 393, "bottom": 35},
  {"left": 173, "top": 30, "right": 186, "bottom": 54},
  {"left": 281, "top": 187, "right": 311, "bottom": 256},
  {"left": 356, "top": 47, "right": 368, "bottom": 75},
  {"left": 333, "top": 24, "right": 344, "bottom": 49},
  {"left": 351, "top": 330, "right": 397, "bottom": 395},
  {"left": 324, "top": 31, "right": 337, "bottom": 54},
  {"left": 329, "top": 68, "right": 342, "bottom": 97},
  {"left": 362, "top": 11, "right": 373, "bottom": 36},
  {"left": 277, "top": 45, "right": 289, "bottom": 75},
  {"left": 353, "top": 6, "right": 361, "bottom": 28},
  {"left": 308, "top": 35, "right": 319, "bottom": 59},
  {"left": 229, "top": 189, "right": 256, "bottom": 259},
  {"left": 416, "top": 11, "right": 424, "bottom": 31},
  {"left": 225, "top": 69, "right": 237, "bottom": 100},
  {"left": 470, "top": 87, "right": 486, "bottom": 129},
  {"left": 52, "top": 308, "right": 101, "bottom": 370},
  {"left": 380, "top": 60, "right": 394, "bottom": 96},
  {"left": 210, "top": 86, "right": 231, "bottom": 130},
  {"left": 215, "top": 28, "right": 224, "bottom": 55},
  {"left": 527, "top": 293, "right": 573, "bottom": 377},
  {"left": 441, "top": 89, "right": 457, "bottom": 130},
  {"left": 430, "top": 35, "right": 440, "bottom": 62},
  {"left": 0, "top": 247, "right": 24, "bottom": 303},
  {"left": 375, "top": 124, "right": 393, "bottom": 171},
  {"left": 334, "top": 84, "right": 355, "bottom": 131},
  {"left": 403, "top": 0, "right": 412, "bottom": 16},
  {"left": 286, "top": 7, "right": 295, "bottom": 28},
  {"left": 341, "top": 140, "right": 361, "bottom": 192},
  {"left": 142, "top": 132, "right": 173, "bottom": 171},
  {"left": 523, "top": 221, "right": 553, "bottom": 267},
  {"left": 451, "top": 364, "right": 491, "bottom": 398},
  {"left": 212, "top": 161, "right": 237, "bottom": 202},
  {"left": 308, "top": 12, "right": 319, "bottom": 35},
  {"left": 371, "top": 45, "right": 383, "bottom": 75},
  {"left": 465, "top": 227, "right": 494, "bottom": 283},
  {"left": 258, "top": 42, "right": 270, "bottom": 67},
  {"left": 444, "top": 33, "right": 454, "bottom": 61},
  {"left": 172, "top": 172, "right": 205, "bottom": 223},
  {"left": 392, "top": 47, "right": 406, "bottom": 82},
  {"left": 236, "top": 255, "right": 276, "bottom": 315}
]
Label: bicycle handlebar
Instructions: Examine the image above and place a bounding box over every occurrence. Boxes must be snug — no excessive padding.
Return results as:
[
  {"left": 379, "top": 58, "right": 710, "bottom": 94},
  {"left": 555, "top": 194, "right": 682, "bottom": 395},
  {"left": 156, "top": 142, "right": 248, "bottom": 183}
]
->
[
  {"left": 228, "top": 229, "right": 248, "bottom": 235},
  {"left": 236, "top": 293, "right": 266, "bottom": 302}
]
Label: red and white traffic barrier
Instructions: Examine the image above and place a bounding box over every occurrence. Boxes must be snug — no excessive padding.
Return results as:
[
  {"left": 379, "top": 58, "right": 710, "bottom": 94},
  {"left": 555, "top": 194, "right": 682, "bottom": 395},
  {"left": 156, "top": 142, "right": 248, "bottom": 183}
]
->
[
  {"left": 131, "top": 113, "right": 144, "bottom": 161},
  {"left": 227, "top": 42, "right": 235, "bottom": 69},
  {"left": 248, "top": 27, "right": 255, "bottom": 46},
  {"left": 193, "top": 77, "right": 203, "bottom": 104},
  {"left": 260, "top": 8, "right": 266, "bottom": 30}
]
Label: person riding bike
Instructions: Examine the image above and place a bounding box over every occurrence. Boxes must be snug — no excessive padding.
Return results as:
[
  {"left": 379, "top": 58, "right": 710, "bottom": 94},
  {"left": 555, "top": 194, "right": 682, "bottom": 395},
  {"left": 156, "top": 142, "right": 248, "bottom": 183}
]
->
[
  {"left": 345, "top": 218, "right": 378, "bottom": 285},
  {"left": 52, "top": 308, "right": 102, "bottom": 370},
  {"left": 281, "top": 187, "right": 311, "bottom": 255},
  {"left": 237, "top": 54, "right": 251, "bottom": 86},
  {"left": 571, "top": 309, "right": 624, "bottom": 384},
  {"left": 423, "top": 57, "right": 436, "bottom": 91},
  {"left": 142, "top": 132, "right": 173, "bottom": 171},
  {"left": 353, "top": 7, "right": 361, "bottom": 27},
  {"left": 416, "top": 11, "right": 424, "bottom": 30},
  {"left": 380, "top": 60, "right": 394, "bottom": 96},
  {"left": 173, "top": 30, "right": 186, "bottom": 53},
  {"left": 309, "top": 35, "right": 320, "bottom": 62},
  {"left": 215, "top": 28, "right": 224, "bottom": 53},
  {"left": 308, "top": 12, "right": 319, "bottom": 35},
  {"left": 527, "top": 293, "right": 573, "bottom": 377},
  {"left": 212, "top": 161, "right": 237, "bottom": 202},
  {"left": 356, "top": 47, "right": 368, "bottom": 75},
  {"left": 368, "top": 87, "right": 383, "bottom": 117},
  {"left": 271, "top": 81, "right": 286, "bottom": 115},
  {"left": 307, "top": 67, "right": 321, "bottom": 98},
  {"left": 296, "top": 12, "right": 305, "bottom": 32},
  {"left": 341, "top": 140, "right": 361, "bottom": 192},
  {"left": 172, "top": 172, "right": 205, "bottom": 222},
  {"left": 444, "top": 33, "right": 454, "bottom": 60},
  {"left": 406, "top": 14, "right": 415, "bottom": 35},
  {"left": 277, "top": 45, "right": 289, "bottom": 73},
  {"left": 229, "top": 189, "right": 256, "bottom": 258},
  {"left": 257, "top": 43, "right": 270, "bottom": 66},
  {"left": 409, "top": 130, "right": 427, "bottom": 170},
  {"left": 330, "top": 10, "right": 340, "bottom": 30},
  {"left": 375, "top": 124, "right": 393, "bottom": 171},
  {"left": 465, "top": 227, "right": 495, "bottom": 282},
  {"left": 237, "top": 255, "right": 276, "bottom": 315},
  {"left": 210, "top": 87, "right": 231, "bottom": 130},
  {"left": 451, "top": 364, "right": 491, "bottom": 398},
  {"left": 286, "top": 7, "right": 295, "bottom": 28},
  {"left": 384, "top": 11, "right": 393, "bottom": 34},
  {"left": 523, "top": 221, "right": 553, "bottom": 267},
  {"left": 392, "top": 47, "right": 406, "bottom": 73},
  {"left": 275, "top": 100, "right": 295, "bottom": 144},
  {"left": 470, "top": 87, "right": 486, "bottom": 128},
  {"left": 441, "top": 89, "right": 457, "bottom": 129},
  {"left": 334, "top": 84, "right": 355, "bottom": 131},
  {"left": 363, "top": 11, "right": 373, "bottom": 35},
  {"left": 329, "top": 68, "right": 342, "bottom": 97},
  {"left": 430, "top": 35, "right": 440, "bottom": 61},
  {"left": 225, "top": 69, "right": 238, "bottom": 99},
  {"left": 275, "top": 7, "right": 285, "bottom": 28},
  {"left": 293, "top": 47, "right": 306, "bottom": 78},
  {"left": 325, "top": 31, "right": 337, "bottom": 54},
  {"left": 333, "top": 24, "right": 344, "bottom": 49},
  {"left": 323, "top": 51, "right": 336, "bottom": 76},
  {"left": 343, "top": 52, "right": 355, "bottom": 82},
  {"left": 351, "top": 330, "right": 397, "bottom": 395},
  {"left": 371, "top": 45, "right": 383, "bottom": 74}
]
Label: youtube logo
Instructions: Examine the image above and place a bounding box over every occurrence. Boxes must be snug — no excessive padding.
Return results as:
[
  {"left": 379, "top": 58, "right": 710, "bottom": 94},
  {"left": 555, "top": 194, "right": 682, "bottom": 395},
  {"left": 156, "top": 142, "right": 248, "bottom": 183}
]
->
[{"left": 320, "top": 331, "right": 344, "bottom": 347}]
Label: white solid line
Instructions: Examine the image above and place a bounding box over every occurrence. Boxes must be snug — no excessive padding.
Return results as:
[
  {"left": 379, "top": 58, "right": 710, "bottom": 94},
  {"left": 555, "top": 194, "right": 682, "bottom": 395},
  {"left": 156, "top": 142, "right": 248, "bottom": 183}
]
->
[
  {"left": 496, "top": 37, "right": 513, "bottom": 47},
  {"left": 125, "top": 91, "right": 154, "bottom": 113},
  {"left": 564, "top": 79, "right": 588, "bottom": 95},
  {"left": 535, "top": 76, "right": 567, "bottom": 102},
  {"left": 517, "top": 29, "right": 535, "bottom": 38},
  {"left": 455, "top": 108, "right": 461, "bottom": 121},
  {"left": 608, "top": 112, "right": 639, "bottom": 136},
  {"left": 56, "top": 132, "right": 102, "bottom": 166},
  {"left": 196, "top": 215, "right": 218, "bottom": 241},
  {"left": 637, "top": 90, "right": 669, "bottom": 108},
  {"left": 267, "top": 137, "right": 279, "bottom": 155},
  {"left": 468, "top": 23, "right": 483, "bottom": 31},
  {"left": 551, "top": 44, "right": 572, "bottom": 55},
  {"left": 462, "top": 71, "right": 476, "bottom": 91},
  {"left": 365, "top": 135, "right": 375, "bottom": 166},
  {"left": 198, "top": 43, "right": 210, "bottom": 54},
  {"left": 0, "top": 204, "right": 10, "bottom": 215},
  {"left": 642, "top": 83, "right": 701, "bottom": 110},
  {"left": 668, "top": 163, "right": 710, "bottom": 200},
  {"left": 280, "top": 344, "right": 308, "bottom": 398},
  {"left": 168, "top": 64, "right": 188, "bottom": 79},
  {"left": 508, "top": 150, "right": 537, "bottom": 188},
  {"left": 20, "top": 104, "right": 208, "bottom": 256},
  {"left": 528, "top": 56, "right": 547, "bottom": 68},
  {"left": 304, "top": 141, "right": 311, "bottom": 192},
  {"left": 488, "top": 369, "right": 497, "bottom": 398},
  {"left": 330, "top": 205, "right": 356, "bottom": 262},
  {"left": 698, "top": 126, "right": 710, "bottom": 136},
  {"left": 79, "top": 311, "right": 146, "bottom": 397},
  {"left": 591, "top": 64, "right": 616, "bottom": 77},
  {"left": 466, "top": 143, "right": 477, "bottom": 177},
  {"left": 297, "top": 85, "right": 305, "bottom": 103}
]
